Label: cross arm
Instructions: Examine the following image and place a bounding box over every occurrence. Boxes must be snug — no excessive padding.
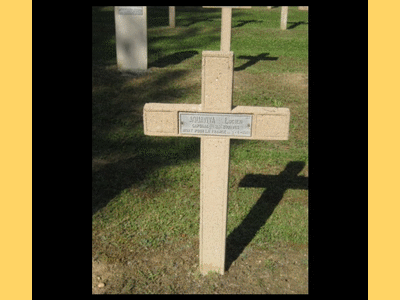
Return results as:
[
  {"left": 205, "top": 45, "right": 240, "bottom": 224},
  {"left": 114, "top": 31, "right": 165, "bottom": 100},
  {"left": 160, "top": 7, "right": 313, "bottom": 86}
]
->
[
  {"left": 143, "top": 103, "right": 201, "bottom": 137},
  {"left": 231, "top": 105, "right": 290, "bottom": 140},
  {"left": 143, "top": 103, "right": 290, "bottom": 140}
]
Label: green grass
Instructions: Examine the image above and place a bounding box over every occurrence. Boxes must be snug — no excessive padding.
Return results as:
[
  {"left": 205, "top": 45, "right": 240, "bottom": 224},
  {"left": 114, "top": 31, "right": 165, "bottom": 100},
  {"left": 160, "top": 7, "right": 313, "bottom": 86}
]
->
[
  {"left": 92, "top": 6, "right": 308, "bottom": 263},
  {"left": 93, "top": 6, "right": 308, "bottom": 72}
]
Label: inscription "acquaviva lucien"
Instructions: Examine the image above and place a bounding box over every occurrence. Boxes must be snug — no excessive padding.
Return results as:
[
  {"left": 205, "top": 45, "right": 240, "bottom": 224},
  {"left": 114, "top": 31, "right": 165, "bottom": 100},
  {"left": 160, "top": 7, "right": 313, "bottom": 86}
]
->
[{"left": 179, "top": 112, "right": 252, "bottom": 137}]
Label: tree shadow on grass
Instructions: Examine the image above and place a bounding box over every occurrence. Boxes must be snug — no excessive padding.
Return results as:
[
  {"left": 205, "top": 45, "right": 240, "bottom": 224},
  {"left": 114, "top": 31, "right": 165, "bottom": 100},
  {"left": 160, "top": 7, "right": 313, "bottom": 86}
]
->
[
  {"left": 92, "top": 137, "right": 200, "bottom": 216},
  {"left": 92, "top": 63, "right": 201, "bottom": 216},
  {"left": 147, "top": 6, "right": 210, "bottom": 28},
  {"left": 225, "top": 161, "right": 308, "bottom": 271},
  {"left": 92, "top": 7, "right": 220, "bottom": 217}
]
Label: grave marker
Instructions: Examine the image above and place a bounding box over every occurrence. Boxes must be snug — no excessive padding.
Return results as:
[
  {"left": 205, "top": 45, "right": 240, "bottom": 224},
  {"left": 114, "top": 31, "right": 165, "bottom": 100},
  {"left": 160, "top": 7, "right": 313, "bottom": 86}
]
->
[
  {"left": 203, "top": 6, "right": 251, "bottom": 52},
  {"left": 298, "top": 6, "right": 308, "bottom": 11},
  {"left": 280, "top": 6, "right": 288, "bottom": 30},
  {"left": 169, "top": 6, "right": 175, "bottom": 28},
  {"left": 114, "top": 6, "right": 147, "bottom": 72},
  {"left": 143, "top": 6, "right": 290, "bottom": 275}
]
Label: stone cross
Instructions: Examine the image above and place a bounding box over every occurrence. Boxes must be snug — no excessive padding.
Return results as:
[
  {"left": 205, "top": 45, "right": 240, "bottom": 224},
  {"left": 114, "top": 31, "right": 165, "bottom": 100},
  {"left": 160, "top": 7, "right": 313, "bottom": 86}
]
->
[
  {"left": 203, "top": 6, "right": 251, "bottom": 52},
  {"left": 114, "top": 6, "right": 148, "bottom": 72},
  {"left": 143, "top": 7, "right": 290, "bottom": 276}
]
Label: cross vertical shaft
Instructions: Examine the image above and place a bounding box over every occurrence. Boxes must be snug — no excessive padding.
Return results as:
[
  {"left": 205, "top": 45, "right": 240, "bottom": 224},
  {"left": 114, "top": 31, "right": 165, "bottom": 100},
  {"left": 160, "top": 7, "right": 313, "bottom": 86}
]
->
[
  {"left": 199, "top": 137, "right": 230, "bottom": 274},
  {"left": 221, "top": 7, "right": 232, "bottom": 52},
  {"left": 203, "top": 6, "right": 251, "bottom": 53},
  {"left": 281, "top": 6, "right": 288, "bottom": 30},
  {"left": 199, "top": 51, "right": 234, "bottom": 275},
  {"left": 169, "top": 6, "right": 175, "bottom": 28}
]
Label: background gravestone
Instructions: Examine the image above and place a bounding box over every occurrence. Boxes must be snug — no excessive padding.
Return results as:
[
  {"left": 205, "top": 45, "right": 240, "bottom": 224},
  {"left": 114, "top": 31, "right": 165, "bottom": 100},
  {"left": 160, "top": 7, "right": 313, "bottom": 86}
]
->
[
  {"left": 280, "top": 6, "right": 288, "bottom": 30},
  {"left": 169, "top": 6, "right": 175, "bottom": 28},
  {"left": 114, "top": 6, "right": 147, "bottom": 72}
]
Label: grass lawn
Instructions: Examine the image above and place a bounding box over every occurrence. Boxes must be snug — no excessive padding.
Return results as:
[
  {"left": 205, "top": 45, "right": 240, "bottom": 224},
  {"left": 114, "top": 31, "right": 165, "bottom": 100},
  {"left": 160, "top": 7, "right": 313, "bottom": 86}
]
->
[{"left": 92, "top": 6, "right": 308, "bottom": 294}]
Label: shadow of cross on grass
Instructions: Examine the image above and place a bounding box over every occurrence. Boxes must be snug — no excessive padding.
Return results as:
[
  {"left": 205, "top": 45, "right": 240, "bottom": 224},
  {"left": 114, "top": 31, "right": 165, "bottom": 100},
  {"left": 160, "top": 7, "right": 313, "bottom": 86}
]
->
[
  {"left": 233, "top": 19, "right": 263, "bottom": 28},
  {"left": 225, "top": 161, "right": 308, "bottom": 271},
  {"left": 234, "top": 53, "right": 278, "bottom": 71},
  {"left": 149, "top": 50, "right": 199, "bottom": 68},
  {"left": 287, "top": 21, "right": 308, "bottom": 30}
]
